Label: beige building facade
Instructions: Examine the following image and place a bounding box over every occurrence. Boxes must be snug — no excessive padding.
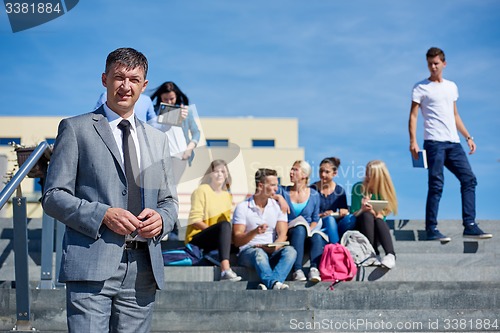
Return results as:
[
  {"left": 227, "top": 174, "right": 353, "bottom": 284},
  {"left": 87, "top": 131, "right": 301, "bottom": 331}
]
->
[{"left": 0, "top": 116, "right": 304, "bottom": 219}]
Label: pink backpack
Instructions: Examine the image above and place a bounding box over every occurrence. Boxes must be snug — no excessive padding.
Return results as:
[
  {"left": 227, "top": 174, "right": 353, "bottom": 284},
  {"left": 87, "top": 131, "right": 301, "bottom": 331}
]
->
[{"left": 319, "top": 243, "right": 357, "bottom": 283}]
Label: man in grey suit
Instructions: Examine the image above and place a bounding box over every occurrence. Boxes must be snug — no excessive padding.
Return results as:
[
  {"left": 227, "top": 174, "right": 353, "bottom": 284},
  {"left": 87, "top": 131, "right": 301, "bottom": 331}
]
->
[{"left": 42, "top": 47, "right": 178, "bottom": 333}]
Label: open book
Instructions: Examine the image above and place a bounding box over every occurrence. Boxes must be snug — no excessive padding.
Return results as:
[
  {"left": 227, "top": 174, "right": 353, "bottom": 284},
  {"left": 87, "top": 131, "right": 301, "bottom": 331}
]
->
[
  {"left": 264, "top": 241, "right": 290, "bottom": 248},
  {"left": 288, "top": 216, "right": 329, "bottom": 242},
  {"left": 412, "top": 150, "right": 428, "bottom": 168}
]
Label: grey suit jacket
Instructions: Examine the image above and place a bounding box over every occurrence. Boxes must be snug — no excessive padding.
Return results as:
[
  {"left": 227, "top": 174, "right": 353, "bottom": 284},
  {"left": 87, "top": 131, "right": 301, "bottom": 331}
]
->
[{"left": 42, "top": 107, "right": 178, "bottom": 289}]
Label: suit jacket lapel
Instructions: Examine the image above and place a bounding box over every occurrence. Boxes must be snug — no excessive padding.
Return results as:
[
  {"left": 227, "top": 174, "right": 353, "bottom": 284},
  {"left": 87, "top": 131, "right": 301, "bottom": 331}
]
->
[
  {"left": 136, "top": 118, "right": 153, "bottom": 187},
  {"left": 92, "top": 107, "right": 125, "bottom": 176}
]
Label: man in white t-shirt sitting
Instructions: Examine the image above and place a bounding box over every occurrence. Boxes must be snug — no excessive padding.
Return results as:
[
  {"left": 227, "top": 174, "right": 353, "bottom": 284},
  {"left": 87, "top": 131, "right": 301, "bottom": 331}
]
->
[
  {"left": 232, "top": 168, "right": 297, "bottom": 290},
  {"left": 409, "top": 47, "right": 492, "bottom": 241}
]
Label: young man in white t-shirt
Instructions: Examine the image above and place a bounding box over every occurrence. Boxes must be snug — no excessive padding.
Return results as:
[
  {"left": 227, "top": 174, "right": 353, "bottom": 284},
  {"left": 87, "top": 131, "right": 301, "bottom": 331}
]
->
[
  {"left": 408, "top": 47, "right": 492, "bottom": 241},
  {"left": 232, "top": 168, "right": 297, "bottom": 290}
]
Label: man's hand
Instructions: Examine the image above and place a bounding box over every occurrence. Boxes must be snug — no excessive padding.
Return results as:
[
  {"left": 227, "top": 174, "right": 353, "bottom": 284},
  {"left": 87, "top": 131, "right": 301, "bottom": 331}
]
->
[
  {"left": 273, "top": 194, "right": 290, "bottom": 214},
  {"left": 137, "top": 208, "right": 163, "bottom": 238},
  {"left": 254, "top": 223, "right": 268, "bottom": 235},
  {"left": 410, "top": 142, "right": 420, "bottom": 160},
  {"left": 102, "top": 207, "right": 141, "bottom": 236},
  {"left": 102, "top": 208, "right": 163, "bottom": 238},
  {"left": 467, "top": 138, "right": 476, "bottom": 155}
]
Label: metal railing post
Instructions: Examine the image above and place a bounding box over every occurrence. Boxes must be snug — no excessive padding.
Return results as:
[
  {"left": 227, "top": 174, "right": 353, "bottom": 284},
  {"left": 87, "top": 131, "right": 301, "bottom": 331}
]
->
[
  {"left": 38, "top": 211, "right": 55, "bottom": 289},
  {"left": 12, "top": 195, "right": 35, "bottom": 331}
]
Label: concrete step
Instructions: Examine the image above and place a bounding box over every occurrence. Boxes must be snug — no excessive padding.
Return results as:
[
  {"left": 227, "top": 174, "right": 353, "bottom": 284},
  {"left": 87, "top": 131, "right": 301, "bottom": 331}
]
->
[
  {"left": 162, "top": 262, "right": 500, "bottom": 283},
  {"left": 2, "top": 251, "right": 498, "bottom": 283},
  {"left": 393, "top": 238, "right": 499, "bottom": 254},
  {"left": 1, "top": 217, "right": 499, "bottom": 283},
  {"left": 1, "top": 282, "right": 499, "bottom": 332},
  {"left": 151, "top": 309, "right": 500, "bottom": 333},
  {"left": 388, "top": 219, "right": 498, "bottom": 231}
]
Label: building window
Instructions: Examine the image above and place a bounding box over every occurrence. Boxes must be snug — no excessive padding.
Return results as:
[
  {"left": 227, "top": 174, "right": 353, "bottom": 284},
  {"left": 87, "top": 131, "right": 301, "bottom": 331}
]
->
[
  {"left": 0, "top": 137, "right": 21, "bottom": 146},
  {"left": 206, "top": 139, "right": 229, "bottom": 147},
  {"left": 252, "top": 139, "right": 275, "bottom": 147}
]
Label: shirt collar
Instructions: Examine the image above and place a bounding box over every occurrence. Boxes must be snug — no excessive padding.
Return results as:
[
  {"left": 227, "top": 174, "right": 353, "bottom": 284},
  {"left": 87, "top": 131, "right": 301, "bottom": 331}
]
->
[
  {"left": 247, "top": 196, "right": 272, "bottom": 212},
  {"left": 247, "top": 196, "right": 256, "bottom": 210},
  {"left": 103, "top": 103, "right": 137, "bottom": 132}
]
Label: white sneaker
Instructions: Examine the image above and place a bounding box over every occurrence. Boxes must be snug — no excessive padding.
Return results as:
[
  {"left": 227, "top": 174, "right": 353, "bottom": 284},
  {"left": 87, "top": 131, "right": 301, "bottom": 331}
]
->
[
  {"left": 272, "top": 282, "right": 289, "bottom": 290},
  {"left": 258, "top": 283, "right": 267, "bottom": 290},
  {"left": 220, "top": 269, "right": 242, "bottom": 282},
  {"left": 308, "top": 267, "right": 322, "bottom": 282},
  {"left": 380, "top": 253, "right": 396, "bottom": 269},
  {"left": 292, "top": 269, "right": 307, "bottom": 281}
]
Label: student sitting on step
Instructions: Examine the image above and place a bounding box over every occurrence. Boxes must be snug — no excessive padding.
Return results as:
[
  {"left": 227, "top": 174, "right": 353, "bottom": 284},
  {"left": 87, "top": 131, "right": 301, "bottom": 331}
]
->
[
  {"left": 233, "top": 168, "right": 297, "bottom": 290},
  {"left": 310, "top": 157, "right": 355, "bottom": 244},
  {"left": 350, "top": 160, "right": 398, "bottom": 269},
  {"left": 276, "top": 160, "right": 325, "bottom": 283},
  {"left": 185, "top": 159, "right": 241, "bottom": 281}
]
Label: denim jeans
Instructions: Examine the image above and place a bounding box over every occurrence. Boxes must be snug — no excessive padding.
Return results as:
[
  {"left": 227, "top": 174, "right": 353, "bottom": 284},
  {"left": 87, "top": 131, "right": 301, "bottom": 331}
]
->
[
  {"left": 238, "top": 246, "right": 297, "bottom": 289},
  {"left": 288, "top": 225, "right": 326, "bottom": 271},
  {"left": 424, "top": 140, "right": 477, "bottom": 230},
  {"left": 321, "top": 216, "right": 339, "bottom": 244},
  {"left": 322, "top": 214, "right": 357, "bottom": 244}
]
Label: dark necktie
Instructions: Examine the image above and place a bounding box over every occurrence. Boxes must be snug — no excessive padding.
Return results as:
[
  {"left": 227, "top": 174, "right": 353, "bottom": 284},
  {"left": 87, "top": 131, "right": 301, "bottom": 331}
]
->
[{"left": 118, "top": 119, "right": 142, "bottom": 216}]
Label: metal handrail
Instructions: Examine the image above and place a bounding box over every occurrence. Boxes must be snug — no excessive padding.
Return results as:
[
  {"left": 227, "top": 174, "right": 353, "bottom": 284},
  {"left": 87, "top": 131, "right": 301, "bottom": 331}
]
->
[
  {"left": 0, "top": 141, "right": 49, "bottom": 210},
  {"left": 0, "top": 141, "right": 51, "bottom": 331}
]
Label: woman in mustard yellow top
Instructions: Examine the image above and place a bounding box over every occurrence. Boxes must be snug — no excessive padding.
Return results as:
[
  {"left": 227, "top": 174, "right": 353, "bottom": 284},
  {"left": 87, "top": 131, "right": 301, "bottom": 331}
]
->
[{"left": 185, "top": 159, "right": 241, "bottom": 281}]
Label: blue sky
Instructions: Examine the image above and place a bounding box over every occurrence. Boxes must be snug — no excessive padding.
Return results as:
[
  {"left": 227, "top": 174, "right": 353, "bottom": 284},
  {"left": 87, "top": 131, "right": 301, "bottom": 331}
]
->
[{"left": 1, "top": 1, "right": 499, "bottom": 220}]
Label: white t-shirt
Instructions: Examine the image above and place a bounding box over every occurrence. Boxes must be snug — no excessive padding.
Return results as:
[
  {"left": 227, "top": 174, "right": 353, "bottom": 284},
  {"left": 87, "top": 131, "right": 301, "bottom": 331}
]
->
[
  {"left": 412, "top": 78, "right": 460, "bottom": 143},
  {"left": 232, "top": 197, "right": 287, "bottom": 252}
]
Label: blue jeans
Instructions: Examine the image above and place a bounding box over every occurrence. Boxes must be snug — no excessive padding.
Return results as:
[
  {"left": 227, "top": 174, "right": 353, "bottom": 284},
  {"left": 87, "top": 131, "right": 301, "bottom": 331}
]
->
[
  {"left": 321, "top": 216, "right": 339, "bottom": 244},
  {"left": 322, "top": 214, "right": 357, "bottom": 244},
  {"left": 288, "top": 225, "right": 326, "bottom": 271},
  {"left": 424, "top": 140, "right": 477, "bottom": 230},
  {"left": 238, "top": 246, "right": 297, "bottom": 289}
]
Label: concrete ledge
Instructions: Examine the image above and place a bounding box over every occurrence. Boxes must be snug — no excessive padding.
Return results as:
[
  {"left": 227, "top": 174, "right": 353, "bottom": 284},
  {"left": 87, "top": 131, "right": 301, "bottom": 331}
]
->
[{"left": 1, "top": 283, "right": 499, "bottom": 332}]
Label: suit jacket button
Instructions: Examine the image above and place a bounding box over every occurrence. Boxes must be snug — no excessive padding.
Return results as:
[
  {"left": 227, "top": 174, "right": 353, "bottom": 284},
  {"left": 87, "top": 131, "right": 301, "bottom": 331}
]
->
[{"left": 122, "top": 190, "right": 127, "bottom": 196}]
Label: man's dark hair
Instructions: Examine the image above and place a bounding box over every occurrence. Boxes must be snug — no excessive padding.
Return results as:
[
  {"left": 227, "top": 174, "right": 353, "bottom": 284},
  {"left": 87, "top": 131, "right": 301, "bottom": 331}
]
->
[
  {"left": 426, "top": 47, "right": 445, "bottom": 62},
  {"left": 255, "top": 168, "right": 277, "bottom": 187},
  {"left": 105, "top": 47, "right": 148, "bottom": 78}
]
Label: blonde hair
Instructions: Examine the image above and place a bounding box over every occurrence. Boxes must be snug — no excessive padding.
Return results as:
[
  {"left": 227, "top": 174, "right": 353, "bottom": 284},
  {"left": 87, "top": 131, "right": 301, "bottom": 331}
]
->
[
  {"left": 362, "top": 160, "right": 398, "bottom": 215},
  {"left": 293, "top": 160, "right": 312, "bottom": 184},
  {"left": 200, "top": 159, "right": 232, "bottom": 191}
]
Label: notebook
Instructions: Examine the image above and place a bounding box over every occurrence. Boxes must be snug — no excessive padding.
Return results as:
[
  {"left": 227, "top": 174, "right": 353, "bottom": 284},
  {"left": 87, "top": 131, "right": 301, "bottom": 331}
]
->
[{"left": 412, "top": 150, "right": 428, "bottom": 169}]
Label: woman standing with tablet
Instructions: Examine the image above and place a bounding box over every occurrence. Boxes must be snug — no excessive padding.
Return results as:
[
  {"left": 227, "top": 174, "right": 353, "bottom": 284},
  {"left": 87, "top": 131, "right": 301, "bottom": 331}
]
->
[
  {"left": 351, "top": 160, "right": 398, "bottom": 269},
  {"left": 149, "top": 81, "right": 201, "bottom": 240},
  {"left": 149, "top": 81, "right": 200, "bottom": 185}
]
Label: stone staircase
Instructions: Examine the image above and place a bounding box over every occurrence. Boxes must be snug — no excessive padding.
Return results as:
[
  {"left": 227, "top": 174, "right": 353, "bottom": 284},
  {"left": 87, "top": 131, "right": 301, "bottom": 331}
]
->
[{"left": 0, "top": 217, "right": 499, "bottom": 332}]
